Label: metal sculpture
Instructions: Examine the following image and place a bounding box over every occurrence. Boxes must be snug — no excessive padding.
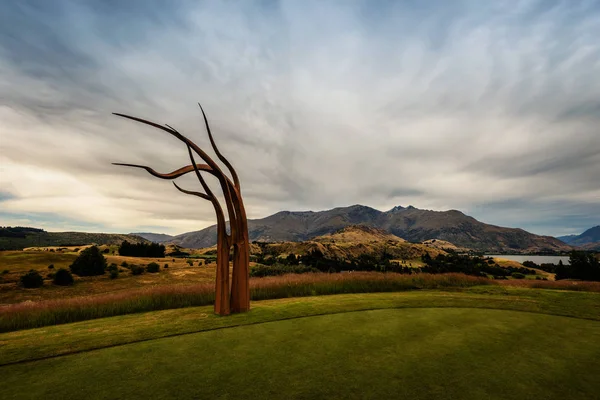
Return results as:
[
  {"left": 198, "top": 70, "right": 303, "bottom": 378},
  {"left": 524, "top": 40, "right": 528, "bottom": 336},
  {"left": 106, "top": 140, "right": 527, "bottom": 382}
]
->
[{"left": 112, "top": 104, "right": 250, "bottom": 315}]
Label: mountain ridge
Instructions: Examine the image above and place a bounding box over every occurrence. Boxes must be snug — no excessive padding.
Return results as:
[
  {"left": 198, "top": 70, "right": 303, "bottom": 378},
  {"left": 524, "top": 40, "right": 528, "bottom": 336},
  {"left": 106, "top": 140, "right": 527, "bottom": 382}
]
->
[
  {"left": 130, "top": 232, "right": 174, "bottom": 243},
  {"left": 559, "top": 226, "right": 600, "bottom": 251},
  {"left": 169, "top": 204, "right": 571, "bottom": 253}
]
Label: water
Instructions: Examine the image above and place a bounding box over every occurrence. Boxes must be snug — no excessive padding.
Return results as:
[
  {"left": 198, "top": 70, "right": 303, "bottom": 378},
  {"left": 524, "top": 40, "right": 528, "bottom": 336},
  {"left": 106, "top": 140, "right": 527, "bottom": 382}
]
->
[{"left": 486, "top": 255, "right": 570, "bottom": 265}]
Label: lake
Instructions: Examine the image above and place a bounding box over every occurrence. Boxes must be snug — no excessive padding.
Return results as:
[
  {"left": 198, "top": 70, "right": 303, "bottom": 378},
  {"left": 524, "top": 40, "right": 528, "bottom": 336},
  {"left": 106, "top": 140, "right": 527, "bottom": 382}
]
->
[{"left": 486, "top": 255, "right": 570, "bottom": 265}]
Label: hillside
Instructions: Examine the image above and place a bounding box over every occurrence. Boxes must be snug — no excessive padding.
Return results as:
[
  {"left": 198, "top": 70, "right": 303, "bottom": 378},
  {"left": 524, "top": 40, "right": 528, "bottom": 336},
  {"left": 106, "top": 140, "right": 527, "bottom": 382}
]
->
[
  {"left": 245, "top": 225, "right": 448, "bottom": 267},
  {"left": 253, "top": 225, "right": 446, "bottom": 262},
  {"left": 557, "top": 226, "right": 600, "bottom": 251},
  {"left": 557, "top": 234, "right": 578, "bottom": 244},
  {"left": 130, "top": 232, "right": 174, "bottom": 243},
  {"left": 568, "top": 226, "right": 600, "bottom": 246},
  {"left": 0, "top": 229, "right": 149, "bottom": 251},
  {"left": 169, "top": 205, "right": 571, "bottom": 253}
]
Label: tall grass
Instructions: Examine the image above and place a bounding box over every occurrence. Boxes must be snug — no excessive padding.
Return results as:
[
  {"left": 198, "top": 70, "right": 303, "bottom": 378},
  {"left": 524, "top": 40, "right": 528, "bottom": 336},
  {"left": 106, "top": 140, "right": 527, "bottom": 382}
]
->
[
  {"left": 500, "top": 279, "right": 600, "bottom": 292},
  {"left": 1, "top": 272, "right": 491, "bottom": 332}
]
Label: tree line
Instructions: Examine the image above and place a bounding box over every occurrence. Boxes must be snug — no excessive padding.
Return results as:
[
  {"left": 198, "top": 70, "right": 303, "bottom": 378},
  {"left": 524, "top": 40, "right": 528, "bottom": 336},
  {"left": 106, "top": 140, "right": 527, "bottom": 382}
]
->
[
  {"left": 524, "top": 251, "right": 599, "bottom": 281},
  {"left": 118, "top": 240, "right": 165, "bottom": 257}
]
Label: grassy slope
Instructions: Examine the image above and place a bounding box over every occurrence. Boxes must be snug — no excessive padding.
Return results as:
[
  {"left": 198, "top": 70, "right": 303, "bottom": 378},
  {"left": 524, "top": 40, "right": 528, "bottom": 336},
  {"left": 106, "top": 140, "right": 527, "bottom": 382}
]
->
[
  {"left": 1, "top": 287, "right": 599, "bottom": 365},
  {"left": 2, "top": 306, "right": 599, "bottom": 400}
]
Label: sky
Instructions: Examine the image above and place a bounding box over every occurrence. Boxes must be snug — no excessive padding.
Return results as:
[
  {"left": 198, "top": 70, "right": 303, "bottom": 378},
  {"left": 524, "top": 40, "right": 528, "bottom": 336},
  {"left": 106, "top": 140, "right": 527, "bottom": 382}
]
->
[{"left": 1, "top": 0, "right": 599, "bottom": 237}]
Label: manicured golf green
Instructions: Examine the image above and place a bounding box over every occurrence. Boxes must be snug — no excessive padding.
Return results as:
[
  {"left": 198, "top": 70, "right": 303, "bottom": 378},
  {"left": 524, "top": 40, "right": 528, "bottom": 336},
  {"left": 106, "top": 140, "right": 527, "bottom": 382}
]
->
[{"left": 2, "top": 307, "right": 599, "bottom": 400}]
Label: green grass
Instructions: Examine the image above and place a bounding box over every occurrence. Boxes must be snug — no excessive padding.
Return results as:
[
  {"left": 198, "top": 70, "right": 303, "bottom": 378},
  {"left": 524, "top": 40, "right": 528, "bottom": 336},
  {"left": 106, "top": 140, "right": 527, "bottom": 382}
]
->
[
  {"left": 1, "top": 288, "right": 599, "bottom": 365},
  {"left": 1, "top": 305, "right": 599, "bottom": 399}
]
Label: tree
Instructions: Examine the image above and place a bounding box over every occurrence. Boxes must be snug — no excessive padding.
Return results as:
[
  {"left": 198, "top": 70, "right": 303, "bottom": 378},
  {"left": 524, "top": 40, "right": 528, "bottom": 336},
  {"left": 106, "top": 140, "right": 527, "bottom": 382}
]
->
[
  {"left": 556, "top": 251, "right": 600, "bottom": 281},
  {"left": 69, "top": 246, "right": 107, "bottom": 276},
  {"left": 53, "top": 268, "right": 74, "bottom": 286},
  {"left": 146, "top": 262, "right": 160, "bottom": 273},
  {"left": 20, "top": 270, "right": 43, "bottom": 288},
  {"left": 112, "top": 104, "right": 250, "bottom": 315}
]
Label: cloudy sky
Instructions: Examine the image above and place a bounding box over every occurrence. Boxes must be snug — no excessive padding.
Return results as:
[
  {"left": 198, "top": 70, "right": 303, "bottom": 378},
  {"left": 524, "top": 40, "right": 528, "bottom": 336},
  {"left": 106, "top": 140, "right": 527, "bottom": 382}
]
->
[{"left": 1, "top": 0, "right": 599, "bottom": 237}]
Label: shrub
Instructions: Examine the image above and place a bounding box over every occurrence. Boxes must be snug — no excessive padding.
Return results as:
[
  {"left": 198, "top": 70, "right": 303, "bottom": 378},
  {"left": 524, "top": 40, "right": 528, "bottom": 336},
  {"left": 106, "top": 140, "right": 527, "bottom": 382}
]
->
[
  {"left": 53, "top": 268, "right": 74, "bottom": 286},
  {"left": 164, "top": 264, "right": 169, "bottom": 269},
  {"left": 130, "top": 265, "right": 144, "bottom": 275},
  {"left": 48, "top": 264, "right": 54, "bottom": 270},
  {"left": 20, "top": 270, "right": 44, "bottom": 288},
  {"left": 102, "top": 248, "right": 110, "bottom": 254},
  {"left": 511, "top": 272, "right": 526, "bottom": 279},
  {"left": 69, "top": 246, "right": 107, "bottom": 277},
  {"left": 3, "top": 269, "right": 9, "bottom": 274},
  {"left": 110, "top": 270, "right": 119, "bottom": 279},
  {"left": 146, "top": 262, "right": 160, "bottom": 273},
  {"left": 186, "top": 259, "right": 193, "bottom": 266},
  {"left": 120, "top": 261, "right": 129, "bottom": 268}
]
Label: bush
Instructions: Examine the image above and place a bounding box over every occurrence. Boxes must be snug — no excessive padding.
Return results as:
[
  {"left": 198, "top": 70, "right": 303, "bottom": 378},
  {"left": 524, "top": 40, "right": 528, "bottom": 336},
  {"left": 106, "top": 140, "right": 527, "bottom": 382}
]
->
[
  {"left": 110, "top": 270, "right": 119, "bottom": 279},
  {"left": 69, "top": 246, "right": 107, "bottom": 277},
  {"left": 511, "top": 272, "right": 526, "bottom": 279},
  {"left": 102, "top": 248, "right": 110, "bottom": 254},
  {"left": 53, "top": 268, "right": 74, "bottom": 286},
  {"left": 108, "top": 263, "right": 118, "bottom": 272},
  {"left": 130, "top": 265, "right": 144, "bottom": 275},
  {"left": 121, "top": 261, "right": 129, "bottom": 268},
  {"left": 48, "top": 264, "right": 54, "bottom": 270},
  {"left": 2, "top": 270, "right": 8, "bottom": 274},
  {"left": 164, "top": 264, "right": 169, "bottom": 269},
  {"left": 146, "top": 262, "right": 160, "bottom": 273},
  {"left": 20, "top": 270, "right": 44, "bottom": 288},
  {"left": 186, "top": 259, "right": 193, "bottom": 266}
]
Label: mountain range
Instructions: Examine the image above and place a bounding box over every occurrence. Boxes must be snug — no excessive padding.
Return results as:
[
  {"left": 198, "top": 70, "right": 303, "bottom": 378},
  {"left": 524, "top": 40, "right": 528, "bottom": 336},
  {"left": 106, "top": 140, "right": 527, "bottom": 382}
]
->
[
  {"left": 163, "top": 204, "right": 571, "bottom": 254},
  {"left": 557, "top": 226, "right": 600, "bottom": 251}
]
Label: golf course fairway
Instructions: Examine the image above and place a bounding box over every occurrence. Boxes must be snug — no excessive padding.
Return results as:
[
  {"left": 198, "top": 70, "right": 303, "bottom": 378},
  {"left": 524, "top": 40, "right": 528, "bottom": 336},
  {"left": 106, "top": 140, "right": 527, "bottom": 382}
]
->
[{"left": 2, "top": 305, "right": 599, "bottom": 399}]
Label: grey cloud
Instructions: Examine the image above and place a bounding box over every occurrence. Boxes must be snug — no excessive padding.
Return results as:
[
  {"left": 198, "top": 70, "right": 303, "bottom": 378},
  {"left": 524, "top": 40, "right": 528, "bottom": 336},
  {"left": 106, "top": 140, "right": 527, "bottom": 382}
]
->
[{"left": 1, "top": 0, "right": 599, "bottom": 236}]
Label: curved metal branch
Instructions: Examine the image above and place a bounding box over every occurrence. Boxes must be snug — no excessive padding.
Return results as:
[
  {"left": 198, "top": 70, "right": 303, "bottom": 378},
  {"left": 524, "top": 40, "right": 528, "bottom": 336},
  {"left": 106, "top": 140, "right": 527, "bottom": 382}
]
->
[
  {"left": 198, "top": 103, "right": 241, "bottom": 190},
  {"left": 186, "top": 145, "right": 215, "bottom": 200},
  {"left": 172, "top": 182, "right": 211, "bottom": 201},
  {"left": 112, "top": 163, "right": 212, "bottom": 180},
  {"left": 112, "top": 113, "right": 242, "bottom": 204}
]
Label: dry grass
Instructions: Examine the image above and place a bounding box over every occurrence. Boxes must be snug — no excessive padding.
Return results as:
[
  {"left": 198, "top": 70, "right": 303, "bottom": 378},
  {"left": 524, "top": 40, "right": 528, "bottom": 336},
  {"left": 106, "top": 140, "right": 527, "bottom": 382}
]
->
[
  {"left": 0, "top": 272, "right": 493, "bottom": 332},
  {"left": 493, "top": 257, "right": 555, "bottom": 280},
  {"left": 499, "top": 279, "right": 600, "bottom": 292}
]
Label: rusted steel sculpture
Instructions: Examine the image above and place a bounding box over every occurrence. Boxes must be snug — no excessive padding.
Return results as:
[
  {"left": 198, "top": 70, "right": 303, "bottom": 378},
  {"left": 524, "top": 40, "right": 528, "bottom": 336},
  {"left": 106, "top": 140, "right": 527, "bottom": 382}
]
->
[{"left": 112, "top": 104, "right": 250, "bottom": 315}]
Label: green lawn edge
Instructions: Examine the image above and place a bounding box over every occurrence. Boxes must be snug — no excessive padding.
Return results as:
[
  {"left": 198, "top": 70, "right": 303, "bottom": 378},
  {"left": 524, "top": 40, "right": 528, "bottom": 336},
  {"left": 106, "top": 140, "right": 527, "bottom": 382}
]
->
[{"left": 1, "top": 286, "right": 599, "bottom": 366}]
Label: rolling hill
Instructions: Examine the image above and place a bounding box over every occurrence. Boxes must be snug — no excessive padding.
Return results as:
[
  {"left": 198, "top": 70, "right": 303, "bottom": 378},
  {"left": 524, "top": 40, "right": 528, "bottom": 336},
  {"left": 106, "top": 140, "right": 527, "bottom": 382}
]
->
[
  {"left": 169, "top": 204, "right": 571, "bottom": 253},
  {"left": 0, "top": 228, "right": 149, "bottom": 251},
  {"left": 251, "top": 225, "right": 448, "bottom": 262}
]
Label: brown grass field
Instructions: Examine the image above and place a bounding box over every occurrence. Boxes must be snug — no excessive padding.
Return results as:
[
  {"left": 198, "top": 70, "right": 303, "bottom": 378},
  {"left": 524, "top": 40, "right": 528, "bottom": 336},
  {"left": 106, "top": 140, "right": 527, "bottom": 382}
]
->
[{"left": 0, "top": 249, "right": 219, "bottom": 304}]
